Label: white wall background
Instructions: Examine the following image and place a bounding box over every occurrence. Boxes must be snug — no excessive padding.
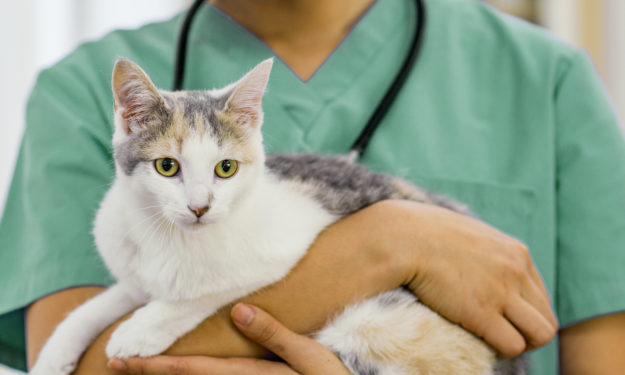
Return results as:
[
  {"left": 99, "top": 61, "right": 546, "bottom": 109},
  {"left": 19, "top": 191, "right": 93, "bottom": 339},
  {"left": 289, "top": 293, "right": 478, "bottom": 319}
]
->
[{"left": 604, "top": 0, "right": 625, "bottom": 126}]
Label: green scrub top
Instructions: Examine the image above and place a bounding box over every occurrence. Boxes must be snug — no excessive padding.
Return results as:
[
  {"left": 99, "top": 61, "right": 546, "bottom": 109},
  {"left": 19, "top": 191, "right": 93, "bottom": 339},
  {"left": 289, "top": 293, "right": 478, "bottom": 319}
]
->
[{"left": 1, "top": 0, "right": 625, "bottom": 373}]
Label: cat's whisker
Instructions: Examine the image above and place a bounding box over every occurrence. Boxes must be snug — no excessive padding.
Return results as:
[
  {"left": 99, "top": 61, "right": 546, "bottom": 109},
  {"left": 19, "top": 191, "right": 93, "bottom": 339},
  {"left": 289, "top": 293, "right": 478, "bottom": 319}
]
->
[
  {"left": 120, "top": 210, "right": 163, "bottom": 241},
  {"left": 155, "top": 217, "right": 174, "bottom": 250},
  {"left": 166, "top": 217, "right": 176, "bottom": 240},
  {"left": 159, "top": 217, "right": 176, "bottom": 255},
  {"left": 143, "top": 215, "right": 170, "bottom": 250},
  {"left": 152, "top": 219, "right": 167, "bottom": 257},
  {"left": 130, "top": 211, "right": 168, "bottom": 248}
]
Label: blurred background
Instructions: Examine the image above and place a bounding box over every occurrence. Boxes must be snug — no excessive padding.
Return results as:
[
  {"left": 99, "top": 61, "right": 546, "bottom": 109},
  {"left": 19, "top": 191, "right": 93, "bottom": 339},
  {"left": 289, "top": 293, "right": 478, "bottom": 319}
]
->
[{"left": 0, "top": 0, "right": 623, "bottom": 373}]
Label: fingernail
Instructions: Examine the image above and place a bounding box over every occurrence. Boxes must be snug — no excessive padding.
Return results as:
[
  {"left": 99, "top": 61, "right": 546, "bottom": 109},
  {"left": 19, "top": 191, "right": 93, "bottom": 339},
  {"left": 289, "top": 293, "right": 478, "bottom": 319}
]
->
[
  {"left": 108, "top": 358, "right": 127, "bottom": 371},
  {"left": 232, "top": 303, "right": 255, "bottom": 326}
]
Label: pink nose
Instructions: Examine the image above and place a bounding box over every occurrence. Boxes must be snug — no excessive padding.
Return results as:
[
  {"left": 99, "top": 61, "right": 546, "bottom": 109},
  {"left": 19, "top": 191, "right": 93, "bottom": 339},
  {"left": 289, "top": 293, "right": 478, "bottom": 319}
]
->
[{"left": 188, "top": 205, "right": 209, "bottom": 218}]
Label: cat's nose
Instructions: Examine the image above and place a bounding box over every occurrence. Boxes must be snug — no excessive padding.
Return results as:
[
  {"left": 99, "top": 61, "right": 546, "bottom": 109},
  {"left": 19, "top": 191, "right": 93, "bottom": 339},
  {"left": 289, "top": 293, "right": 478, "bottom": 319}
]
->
[{"left": 188, "top": 205, "right": 209, "bottom": 218}]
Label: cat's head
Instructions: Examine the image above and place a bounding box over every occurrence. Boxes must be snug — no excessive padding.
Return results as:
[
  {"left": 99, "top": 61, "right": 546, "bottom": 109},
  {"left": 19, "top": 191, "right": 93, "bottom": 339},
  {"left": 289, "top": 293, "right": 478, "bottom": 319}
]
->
[{"left": 110, "top": 58, "right": 273, "bottom": 229}]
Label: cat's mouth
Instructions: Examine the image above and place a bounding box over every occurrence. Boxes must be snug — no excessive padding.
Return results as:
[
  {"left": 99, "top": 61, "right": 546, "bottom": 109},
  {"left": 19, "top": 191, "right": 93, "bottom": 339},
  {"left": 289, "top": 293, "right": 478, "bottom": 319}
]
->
[
  {"left": 179, "top": 215, "right": 219, "bottom": 230},
  {"left": 185, "top": 218, "right": 207, "bottom": 228}
]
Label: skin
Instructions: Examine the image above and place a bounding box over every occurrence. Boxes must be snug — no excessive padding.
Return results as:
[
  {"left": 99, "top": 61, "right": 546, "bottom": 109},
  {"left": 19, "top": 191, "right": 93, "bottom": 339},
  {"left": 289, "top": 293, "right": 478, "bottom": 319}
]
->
[
  {"left": 208, "top": 0, "right": 377, "bottom": 81},
  {"left": 25, "top": 0, "right": 625, "bottom": 372},
  {"left": 108, "top": 304, "right": 352, "bottom": 375},
  {"left": 559, "top": 313, "right": 625, "bottom": 375}
]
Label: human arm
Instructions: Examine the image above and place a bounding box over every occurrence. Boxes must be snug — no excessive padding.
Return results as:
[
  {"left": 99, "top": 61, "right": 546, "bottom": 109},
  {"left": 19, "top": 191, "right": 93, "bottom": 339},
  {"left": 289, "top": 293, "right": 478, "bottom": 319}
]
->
[
  {"left": 559, "top": 313, "right": 625, "bottom": 375},
  {"left": 109, "top": 303, "right": 351, "bottom": 375},
  {"left": 27, "top": 199, "right": 556, "bottom": 374},
  {"left": 102, "top": 310, "right": 625, "bottom": 375}
]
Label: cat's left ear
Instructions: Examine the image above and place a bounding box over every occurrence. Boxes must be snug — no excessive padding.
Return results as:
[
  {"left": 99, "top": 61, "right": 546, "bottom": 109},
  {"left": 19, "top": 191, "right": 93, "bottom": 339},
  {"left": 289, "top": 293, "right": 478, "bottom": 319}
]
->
[{"left": 222, "top": 58, "right": 273, "bottom": 128}]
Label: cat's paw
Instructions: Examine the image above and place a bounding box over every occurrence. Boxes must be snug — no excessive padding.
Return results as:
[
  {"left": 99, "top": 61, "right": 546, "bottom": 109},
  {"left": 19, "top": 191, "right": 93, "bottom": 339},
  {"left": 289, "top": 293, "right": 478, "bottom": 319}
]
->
[
  {"left": 106, "top": 319, "right": 177, "bottom": 359},
  {"left": 29, "top": 341, "right": 86, "bottom": 375},
  {"left": 29, "top": 357, "right": 76, "bottom": 375}
]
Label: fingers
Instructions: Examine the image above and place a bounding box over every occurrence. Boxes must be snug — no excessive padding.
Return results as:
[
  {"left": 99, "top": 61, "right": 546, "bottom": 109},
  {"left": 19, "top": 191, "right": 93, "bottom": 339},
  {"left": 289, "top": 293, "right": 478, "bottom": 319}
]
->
[
  {"left": 512, "top": 246, "right": 558, "bottom": 349},
  {"left": 499, "top": 240, "right": 558, "bottom": 353},
  {"left": 231, "top": 303, "right": 351, "bottom": 374},
  {"left": 525, "top": 262, "right": 559, "bottom": 330},
  {"left": 109, "top": 355, "right": 296, "bottom": 375},
  {"left": 480, "top": 280, "right": 556, "bottom": 358},
  {"left": 505, "top": 297, "right": 557, "bottom": 350},
  {"left": 480, "top": 314, "right": 526, "bottom": 359}
]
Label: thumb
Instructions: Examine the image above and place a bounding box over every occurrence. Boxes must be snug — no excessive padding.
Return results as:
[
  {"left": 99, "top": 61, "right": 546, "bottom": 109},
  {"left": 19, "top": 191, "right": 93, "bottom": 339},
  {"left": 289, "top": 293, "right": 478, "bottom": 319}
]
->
[
  {"left": 230, "top": 304, "right": 350, "bottom": 374},
  {"left": 231, "top": 303, "right": 299, "bottom": 358}
]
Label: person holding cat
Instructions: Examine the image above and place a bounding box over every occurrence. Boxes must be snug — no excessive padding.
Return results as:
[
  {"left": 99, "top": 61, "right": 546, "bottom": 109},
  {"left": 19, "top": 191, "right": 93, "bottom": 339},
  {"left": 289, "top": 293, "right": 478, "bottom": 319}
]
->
[
  {"left": 1, "top": 0, "right": 624, "bottom": 374},
  {"left": 108, "top": 303, "right": 354, "bottom": 374}
]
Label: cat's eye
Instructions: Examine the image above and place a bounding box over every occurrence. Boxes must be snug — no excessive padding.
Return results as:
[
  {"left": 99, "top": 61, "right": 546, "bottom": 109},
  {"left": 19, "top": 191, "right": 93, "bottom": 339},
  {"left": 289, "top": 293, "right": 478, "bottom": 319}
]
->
[
  {"left": 155, "top": 157, "right": 180, "bottom": 177},
  {"left": 215, "top": 160, "right": 238, "bottom": 178}
]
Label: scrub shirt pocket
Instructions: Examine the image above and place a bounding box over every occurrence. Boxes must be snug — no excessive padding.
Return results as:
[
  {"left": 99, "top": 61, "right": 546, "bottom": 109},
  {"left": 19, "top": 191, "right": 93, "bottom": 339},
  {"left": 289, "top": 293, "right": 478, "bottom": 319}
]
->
[{"left": 411, "top": 176, "right": 537, "bottom": 244}]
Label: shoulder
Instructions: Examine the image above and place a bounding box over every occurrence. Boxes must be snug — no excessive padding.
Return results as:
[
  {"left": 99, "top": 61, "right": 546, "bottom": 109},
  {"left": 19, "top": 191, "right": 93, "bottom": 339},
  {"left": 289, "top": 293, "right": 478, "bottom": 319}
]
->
[
  {"left": 425, "top": 0, "right": 583, "bottom": 85},
  {"left": 429, "top": 0, "right": 573, "bottom": 52}
]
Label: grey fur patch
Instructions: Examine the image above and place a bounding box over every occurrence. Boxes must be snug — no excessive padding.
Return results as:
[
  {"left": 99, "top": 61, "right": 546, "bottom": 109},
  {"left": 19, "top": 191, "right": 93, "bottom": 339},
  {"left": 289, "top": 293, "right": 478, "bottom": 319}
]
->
[
  {"left": 494, "top": 357, "right": 528, "bottom": 375},
  {"left": 335, "top": 351, "right": 380, "bottom": 375},
  {"left": 376, "top": 288, "right": 414, "bottom": 307},
  {"left": 115, "top": 136, "right": 148, "bottom": 175},
  {"left": 179, "top": 90, "right": 233, "bottom": 143},
  {"left": 266, "top": 153, "right": 466, "bottom": 216},
  {"left": 266, "top": 154, "right": 397, "bottom": 215},
  {"left": 114, "top": 102, "right": 173, "bottom": 175}
]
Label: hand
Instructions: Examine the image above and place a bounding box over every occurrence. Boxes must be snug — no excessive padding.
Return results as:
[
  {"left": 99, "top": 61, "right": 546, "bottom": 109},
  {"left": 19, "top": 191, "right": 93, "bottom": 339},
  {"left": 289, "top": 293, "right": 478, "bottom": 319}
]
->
[
  {"left": 382, "top": 200, "right": 558, "bottom": 357},
  {"left": 108, "top": 303, "right": 351, "bottom": 374}
]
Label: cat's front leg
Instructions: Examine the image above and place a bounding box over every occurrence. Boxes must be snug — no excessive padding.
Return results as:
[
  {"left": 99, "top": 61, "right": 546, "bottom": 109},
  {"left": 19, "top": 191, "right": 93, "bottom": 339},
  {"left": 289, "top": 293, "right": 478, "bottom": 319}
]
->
[
  {"left": 30, "top": 284, "right": 146, "bottom": 375},
  {"left": 105, "top": 297, "right": 223, "bottom": 359}
]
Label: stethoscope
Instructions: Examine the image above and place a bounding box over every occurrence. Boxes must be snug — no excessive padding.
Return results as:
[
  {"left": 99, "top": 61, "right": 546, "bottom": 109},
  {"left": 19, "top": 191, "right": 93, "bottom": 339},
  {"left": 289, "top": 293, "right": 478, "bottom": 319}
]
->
[{"left": 173, "top": 0, "right": 426, "bottom": 160}]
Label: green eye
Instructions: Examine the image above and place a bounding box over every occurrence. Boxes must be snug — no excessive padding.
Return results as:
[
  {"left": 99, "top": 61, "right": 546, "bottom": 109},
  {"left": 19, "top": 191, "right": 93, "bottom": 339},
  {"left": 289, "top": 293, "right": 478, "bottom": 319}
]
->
[
  {"left": 215, "top": 160, "right": 238, "bottom": 178},
  {"left": 155, "top": 158, "right": 180, "bottom": 177}
]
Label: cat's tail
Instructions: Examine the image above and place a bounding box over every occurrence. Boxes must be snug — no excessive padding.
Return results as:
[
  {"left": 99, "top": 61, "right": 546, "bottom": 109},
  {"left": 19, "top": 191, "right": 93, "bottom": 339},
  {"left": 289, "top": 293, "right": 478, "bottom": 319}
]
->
[{"left": 314, "top": 289, "right": 498, "bottom": 375}]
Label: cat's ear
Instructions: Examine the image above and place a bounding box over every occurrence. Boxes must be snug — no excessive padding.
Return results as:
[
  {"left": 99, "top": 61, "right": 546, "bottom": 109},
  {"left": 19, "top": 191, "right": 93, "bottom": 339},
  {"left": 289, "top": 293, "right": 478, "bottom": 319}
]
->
[
  {"left": 112, "top": 59, "right": 164, "bottom": 134},
  {"left": 222, "top": 58, "right": 273, "bottom": 128}
]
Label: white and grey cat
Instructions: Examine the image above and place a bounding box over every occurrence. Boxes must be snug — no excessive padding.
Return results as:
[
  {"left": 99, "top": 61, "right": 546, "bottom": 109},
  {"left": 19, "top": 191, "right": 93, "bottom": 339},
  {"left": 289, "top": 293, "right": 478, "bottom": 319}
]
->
[{"left": 31, "top": 59, "right": 523, "bottom": 375}]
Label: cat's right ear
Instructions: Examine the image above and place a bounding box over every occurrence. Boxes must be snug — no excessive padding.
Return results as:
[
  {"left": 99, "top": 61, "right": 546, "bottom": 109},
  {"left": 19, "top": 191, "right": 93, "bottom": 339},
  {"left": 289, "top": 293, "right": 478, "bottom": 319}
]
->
[
  {"left": 221, "top": 58, "right": 273, "bottom": 129},
  {"left": 112, "top": 59, "right": 163, "bottom": 135}
]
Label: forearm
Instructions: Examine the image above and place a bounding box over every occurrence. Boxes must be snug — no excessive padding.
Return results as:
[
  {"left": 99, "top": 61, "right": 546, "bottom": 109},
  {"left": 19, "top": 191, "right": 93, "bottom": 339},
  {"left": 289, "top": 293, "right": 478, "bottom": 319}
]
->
[
  {"left": 32, "top": 201, "right": 408, "bottom": 374},
  {"left": 559, "top": 312, "right": 625, "bottom": 375}
]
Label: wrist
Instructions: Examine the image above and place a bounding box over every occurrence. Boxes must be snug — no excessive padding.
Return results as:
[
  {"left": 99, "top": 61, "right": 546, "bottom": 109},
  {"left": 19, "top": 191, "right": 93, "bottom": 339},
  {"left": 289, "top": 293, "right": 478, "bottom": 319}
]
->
[{"left": 364, "top": 200, "right": 427, "bottom": 287}]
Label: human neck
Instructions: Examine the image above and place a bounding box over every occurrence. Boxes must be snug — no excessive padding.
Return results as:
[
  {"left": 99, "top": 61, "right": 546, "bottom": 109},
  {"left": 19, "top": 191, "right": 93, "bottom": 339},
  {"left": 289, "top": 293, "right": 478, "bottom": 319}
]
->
[{"left": 210, "top": 0, "right": 375, "bottom": 80}]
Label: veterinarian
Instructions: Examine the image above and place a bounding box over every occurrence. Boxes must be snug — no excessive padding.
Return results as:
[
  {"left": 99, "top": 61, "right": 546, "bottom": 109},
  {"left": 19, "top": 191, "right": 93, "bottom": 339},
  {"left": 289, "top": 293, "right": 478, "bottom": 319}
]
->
[{"left": 1, "top": 0, "right": 624, "bottom": 374}]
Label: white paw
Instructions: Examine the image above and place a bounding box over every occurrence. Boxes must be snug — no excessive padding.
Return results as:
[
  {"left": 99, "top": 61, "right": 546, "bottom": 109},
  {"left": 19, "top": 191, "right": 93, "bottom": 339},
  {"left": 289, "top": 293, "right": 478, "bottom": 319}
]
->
[
  {"left": 29, "top": 357, "right": 76, "bottom": 375},
  {"left": 106, "top": 319, "right": 177, "bottom": 359},
  {"left": 30, "top": 340, "right": 86, "bottom": 375}
]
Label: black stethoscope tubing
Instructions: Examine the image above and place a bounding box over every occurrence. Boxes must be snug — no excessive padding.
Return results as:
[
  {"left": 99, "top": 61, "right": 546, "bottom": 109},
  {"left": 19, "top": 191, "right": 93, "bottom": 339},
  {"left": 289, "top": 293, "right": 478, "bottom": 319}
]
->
[{"left": 173, "top": 0, "right": 426, "bottom": 159}]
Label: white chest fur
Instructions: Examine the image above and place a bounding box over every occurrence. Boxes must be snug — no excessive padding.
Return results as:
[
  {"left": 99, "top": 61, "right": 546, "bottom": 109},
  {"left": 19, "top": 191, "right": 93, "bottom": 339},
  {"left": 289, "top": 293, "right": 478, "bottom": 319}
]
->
[{"left": 93, "top": 173, "right": 336, "bottom": 301}]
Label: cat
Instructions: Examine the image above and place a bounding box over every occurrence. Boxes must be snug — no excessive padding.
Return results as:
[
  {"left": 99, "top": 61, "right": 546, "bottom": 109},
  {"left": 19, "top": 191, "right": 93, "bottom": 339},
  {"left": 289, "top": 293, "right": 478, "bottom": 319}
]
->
[{"left": 30, "top": 58, "right": 524, "bottom": 375}]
